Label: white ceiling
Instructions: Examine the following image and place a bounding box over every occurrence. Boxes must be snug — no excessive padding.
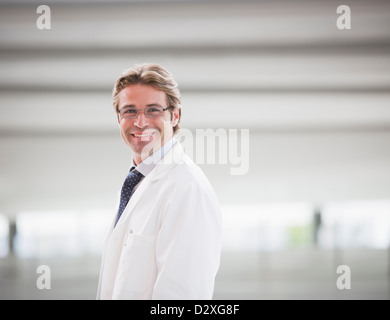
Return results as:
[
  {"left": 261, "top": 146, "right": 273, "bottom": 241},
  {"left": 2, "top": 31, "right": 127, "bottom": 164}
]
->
[{"left": 1, "top": 0, "right": 390, "bottom": 217}]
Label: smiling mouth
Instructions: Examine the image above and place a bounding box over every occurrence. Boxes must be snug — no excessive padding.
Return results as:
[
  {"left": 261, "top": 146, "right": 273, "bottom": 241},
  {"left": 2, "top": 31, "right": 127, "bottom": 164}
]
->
[{"left": 132, "top": 132, "right": 155, "bottom": 138}]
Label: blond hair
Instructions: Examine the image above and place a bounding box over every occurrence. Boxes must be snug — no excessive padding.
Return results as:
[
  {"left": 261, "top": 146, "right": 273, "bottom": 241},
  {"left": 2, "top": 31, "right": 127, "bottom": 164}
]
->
[{"left": 112, "top": 63, "right": 181, "bottom": 133}]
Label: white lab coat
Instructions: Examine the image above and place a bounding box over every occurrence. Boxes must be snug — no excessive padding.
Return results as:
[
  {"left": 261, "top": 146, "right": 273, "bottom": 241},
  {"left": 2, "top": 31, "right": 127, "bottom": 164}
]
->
[{"left": 96, "top": 142, "right": 222, "bottom": 300}]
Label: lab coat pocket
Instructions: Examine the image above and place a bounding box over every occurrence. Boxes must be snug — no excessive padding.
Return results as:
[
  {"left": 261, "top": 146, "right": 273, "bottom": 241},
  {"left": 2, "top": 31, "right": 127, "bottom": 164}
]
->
[{"left": 116, "top": 233, "right": 157, "bottom": 295}]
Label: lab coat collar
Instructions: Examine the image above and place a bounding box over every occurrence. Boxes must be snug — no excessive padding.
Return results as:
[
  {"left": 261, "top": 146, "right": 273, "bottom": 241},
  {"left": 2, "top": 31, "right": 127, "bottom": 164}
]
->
[{"left": 148, "top": 140, "right": 185, "bottom": 182}]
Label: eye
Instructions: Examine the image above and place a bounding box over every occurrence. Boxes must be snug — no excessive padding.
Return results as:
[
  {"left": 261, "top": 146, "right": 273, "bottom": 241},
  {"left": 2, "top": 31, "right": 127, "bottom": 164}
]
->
[
  {"left": 123, "top": 108, "right": 137, "bottom": 114},
  {"left": 145, "top": 106, "right": 163, "bottom": 115}
]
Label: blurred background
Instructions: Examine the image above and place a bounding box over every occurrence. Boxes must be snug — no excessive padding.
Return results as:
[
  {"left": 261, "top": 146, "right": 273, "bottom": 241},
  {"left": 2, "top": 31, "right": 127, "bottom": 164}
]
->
[{"left": 1, "top": 0, "right": 390, "bottom": 299}]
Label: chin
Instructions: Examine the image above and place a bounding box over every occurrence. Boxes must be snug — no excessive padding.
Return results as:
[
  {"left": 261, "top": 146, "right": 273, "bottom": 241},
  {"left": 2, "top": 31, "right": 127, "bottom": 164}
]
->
[{"left": 130, "top": 139, "right": 162, "bottom": 157}]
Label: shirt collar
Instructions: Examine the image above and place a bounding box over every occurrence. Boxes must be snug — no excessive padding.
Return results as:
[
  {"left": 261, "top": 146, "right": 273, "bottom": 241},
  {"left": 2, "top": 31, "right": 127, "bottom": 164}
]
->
[{"left": 133, "top": 137, "right": 177, "bottom": 177}]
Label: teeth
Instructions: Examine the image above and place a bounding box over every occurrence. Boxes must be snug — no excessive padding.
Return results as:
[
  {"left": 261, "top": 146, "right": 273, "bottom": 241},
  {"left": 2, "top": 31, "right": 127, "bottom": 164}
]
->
[{"left": 134, "top": 133, "right": 153, "bottom": 137}]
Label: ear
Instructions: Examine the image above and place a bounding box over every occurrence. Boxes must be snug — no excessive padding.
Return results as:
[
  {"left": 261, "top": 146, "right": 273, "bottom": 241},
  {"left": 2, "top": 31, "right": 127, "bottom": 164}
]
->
[{"left": 171, "top": 108, "right": 180, "bottom": 127}]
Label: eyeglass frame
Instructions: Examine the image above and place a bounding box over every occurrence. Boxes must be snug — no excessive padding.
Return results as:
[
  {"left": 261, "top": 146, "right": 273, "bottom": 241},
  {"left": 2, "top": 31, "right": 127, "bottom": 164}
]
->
[{"left": 117, "top": 105, "right": 173, "bottom": 119}]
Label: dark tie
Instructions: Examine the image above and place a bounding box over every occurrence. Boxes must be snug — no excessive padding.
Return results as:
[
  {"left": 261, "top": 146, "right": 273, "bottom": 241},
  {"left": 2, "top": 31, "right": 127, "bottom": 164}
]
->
[{"left": 115, "top": 168, "right": 144, "bottom": 227}]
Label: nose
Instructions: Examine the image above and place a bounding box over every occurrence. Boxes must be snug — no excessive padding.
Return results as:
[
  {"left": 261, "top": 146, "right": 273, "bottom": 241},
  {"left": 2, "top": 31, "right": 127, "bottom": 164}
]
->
[{"left": 133, "top": 111, "right": 148, "bottom": 128}]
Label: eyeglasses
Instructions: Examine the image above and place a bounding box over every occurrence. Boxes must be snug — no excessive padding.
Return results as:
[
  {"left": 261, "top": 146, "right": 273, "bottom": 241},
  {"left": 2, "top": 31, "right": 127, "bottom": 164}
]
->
[{"left": 118, "top": 105, "right": 171, "bottom": 119}]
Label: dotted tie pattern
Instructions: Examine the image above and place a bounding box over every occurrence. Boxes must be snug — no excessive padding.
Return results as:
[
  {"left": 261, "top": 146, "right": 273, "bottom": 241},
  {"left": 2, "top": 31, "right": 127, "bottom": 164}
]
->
[{"left": 115, "top": 168, "right": 144, "bottom": 227}]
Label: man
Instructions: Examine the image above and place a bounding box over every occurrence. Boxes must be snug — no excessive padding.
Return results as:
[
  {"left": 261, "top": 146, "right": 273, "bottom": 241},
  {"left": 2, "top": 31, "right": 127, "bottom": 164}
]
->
[{"left": 97, "top": 63, "right": 222, "bottom": 300}]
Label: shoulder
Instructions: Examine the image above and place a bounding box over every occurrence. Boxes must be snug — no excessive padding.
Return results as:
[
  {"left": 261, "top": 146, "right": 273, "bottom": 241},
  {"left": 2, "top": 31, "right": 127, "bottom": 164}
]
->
[
  {"left": 157, "top": 149, "right": 217, "bottom": 204},
  {"left": 155, "top": 141, "right": 219, "bottom": 199},
  {"left": 173, "top": 153, "right": 213, "bottom": 187}
]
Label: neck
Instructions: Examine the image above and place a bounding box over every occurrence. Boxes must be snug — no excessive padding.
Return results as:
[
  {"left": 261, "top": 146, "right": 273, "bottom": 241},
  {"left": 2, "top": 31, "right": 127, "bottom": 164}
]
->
[{"left": 132, "top": 136, "right": 175, "bottom": 166}]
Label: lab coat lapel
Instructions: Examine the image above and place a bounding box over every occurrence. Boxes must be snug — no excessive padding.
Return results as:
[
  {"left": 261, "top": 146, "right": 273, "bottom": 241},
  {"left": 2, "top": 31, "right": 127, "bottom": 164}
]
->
[{"left": 113, "top": 142, "right": 185, "bottom": 228}]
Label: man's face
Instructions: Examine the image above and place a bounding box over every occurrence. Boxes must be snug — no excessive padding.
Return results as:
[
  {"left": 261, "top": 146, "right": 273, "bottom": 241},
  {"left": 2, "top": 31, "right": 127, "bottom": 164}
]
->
[{"left": 117, "top": 84, "right": 179, "bottom": 165}]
